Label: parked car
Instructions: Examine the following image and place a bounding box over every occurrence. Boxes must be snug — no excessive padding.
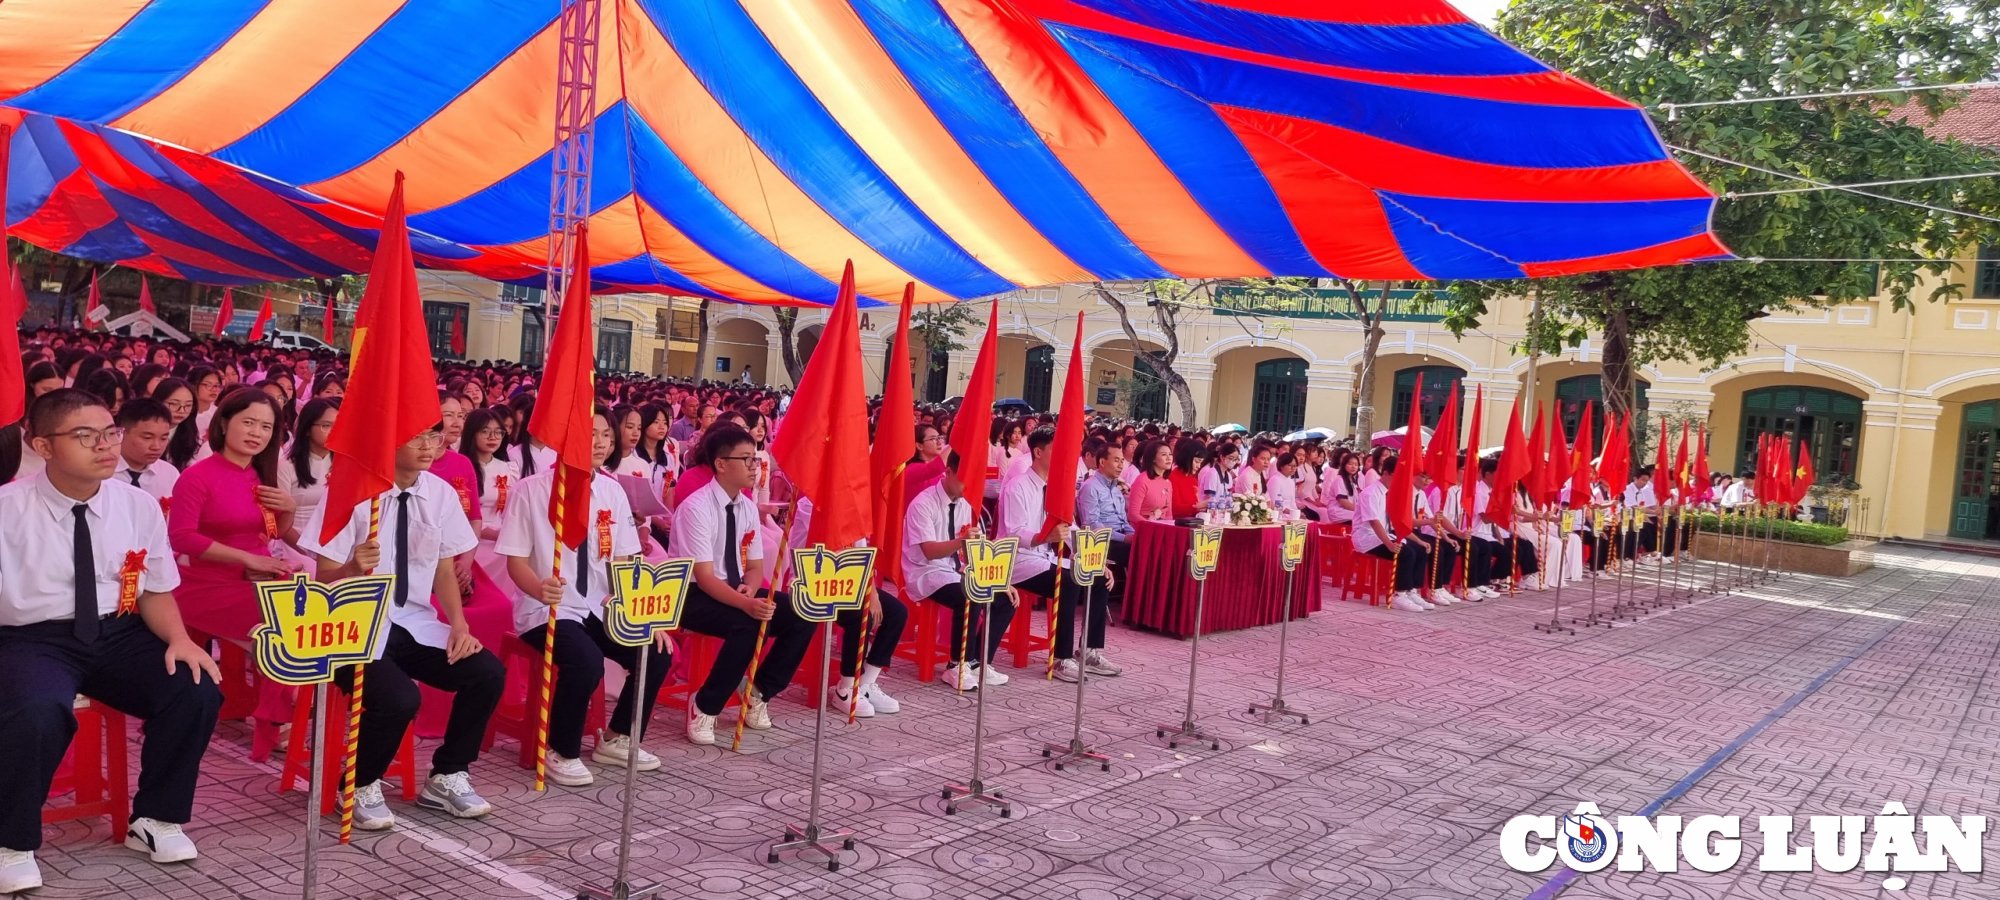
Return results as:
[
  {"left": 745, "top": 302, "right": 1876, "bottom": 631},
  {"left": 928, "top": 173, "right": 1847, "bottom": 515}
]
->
[{"left": 268, "top": 330, "right": 332, "bottom": 351}]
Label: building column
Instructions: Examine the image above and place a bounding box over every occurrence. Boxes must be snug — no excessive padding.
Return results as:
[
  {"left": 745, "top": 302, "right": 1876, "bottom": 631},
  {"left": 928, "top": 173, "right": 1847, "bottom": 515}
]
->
[
  {"left": 1308, "top": 367, "right": 1352, "bottom": 435},
  {"left": 1174, "top": 357, "right": 1216, "bottom": 428},
  {"left": 1861, "top": 399, "right": 1940, "bottom": 540}
]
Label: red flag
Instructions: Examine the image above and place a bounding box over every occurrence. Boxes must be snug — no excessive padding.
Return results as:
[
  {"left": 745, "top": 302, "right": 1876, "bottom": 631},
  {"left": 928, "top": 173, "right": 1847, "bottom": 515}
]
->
[
  {"left": 0, "top": 124, "right": 21, "bottom": 428},
  {"left": 1691, "top": 424, "right": 1711, "bottom": 503},
  {"left": 250, "top": 291, "right": 275, "bottom": 341},
  {"left": 138, "top": 277, "right": 155, "bottom": 315},
  {"left": 1038, "top": 312, "right": 1089, "bottom": 541},
  {"left": 869, "top": 284, "right": 918, "bottom": 588},
  {"left": 86, "top": 270, "right": 103, "bottom": 330},
  {"left": 1424, "top": 385, "right": 1460, "bottom": 488},
  {"left": 1547, "top": 406, "right": 1572, "bottom": 508},
  {"left": 1459, "top": 384, "right": 1485, "bottom": 522},
  {"left": 1567, "top": 403, "right": 1594, "bottom": 510},
  {"left": 323, "top": 289, "right": 338, "bottom": 344},
  {"left": 1387, "top": 374, "right": 1425, "bottom": 538},
  {"left": 1524, "top": 406, "right": 1548, "bottom": 508},
  {"left": 1653, "top": 416, "right": 1671, "bottom": 505},
  {"left": 319, "top": 173, "right": 443, "bottom": 543},
  {"left": 214, "top": 292, "right": 237, "bottom": 338},
  {"left": 1792, "top": 444, "right": 1815, "bottom": 506},
  {"left": 1774, "top": 437, "right": 1796, "bottom": 511},
  {"left": 1672, "top": 422, "right": 1691, "bottom": 501},
  {"left": 1487, "top": 397, "right": 1529, "bottom": 529},
  {"left": 769, "top": 261, "right": 873, "bottom": 549},
  {"left": 1597, "top": 411, "right": 1629, "bottom": 494},
  {"left": 527, "top": 228, "right": 596, "bottom": 549},
  {"left": 948, "top": 301, "right": 1000, "bottom": 510}
]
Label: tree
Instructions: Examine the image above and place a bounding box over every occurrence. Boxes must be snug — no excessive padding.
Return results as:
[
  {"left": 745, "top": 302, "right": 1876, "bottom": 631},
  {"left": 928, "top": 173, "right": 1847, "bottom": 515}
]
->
[
  {"left": 774, "top": 307, "right": 803, "bottom": 383},
  {"left": 1089, "top": 280, "right": 1206, "bottom": 425},
  {"left": 1333, "top": 280, "right": 1398, "bottom": 449},
  {"left": 1441, "top": 0, "right": 2000, "bottom": 452}
]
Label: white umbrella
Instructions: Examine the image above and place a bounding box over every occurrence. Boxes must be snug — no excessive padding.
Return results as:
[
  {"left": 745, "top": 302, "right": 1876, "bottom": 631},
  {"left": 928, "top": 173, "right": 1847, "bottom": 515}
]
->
[
  {"left": 1210, "top": 423, "right": 1248, "bottom": 435},
  {"left": 1284, "top": 427, "right": 1337, "bottom": 442},
  {"left": 1369, "top": 427, "right": 1431, "bottom": 450}
]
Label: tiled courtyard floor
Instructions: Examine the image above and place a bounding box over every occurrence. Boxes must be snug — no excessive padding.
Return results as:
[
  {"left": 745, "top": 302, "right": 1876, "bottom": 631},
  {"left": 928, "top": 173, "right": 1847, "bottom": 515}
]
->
[{"left": 25, "top": 546, "right": 2000, "bottom": 899}]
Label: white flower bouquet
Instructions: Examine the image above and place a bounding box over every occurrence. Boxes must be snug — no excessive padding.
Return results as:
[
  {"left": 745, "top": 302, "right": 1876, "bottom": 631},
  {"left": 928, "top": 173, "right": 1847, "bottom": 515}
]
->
[{"left": 1229, "top": 492, "right": 1275, "bottom": 527}]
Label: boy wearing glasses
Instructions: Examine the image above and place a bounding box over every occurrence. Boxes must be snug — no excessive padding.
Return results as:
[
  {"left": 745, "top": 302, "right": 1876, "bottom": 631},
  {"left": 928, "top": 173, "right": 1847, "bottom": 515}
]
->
[
  {"left": 668, "top": 424, "right": 813, "bottom": 745},
  {"left": 302, "top": 424, "right": 504, "bottom": 830},
  {"left": 0, "top": 390, "right": 222, "bottom": 893}
]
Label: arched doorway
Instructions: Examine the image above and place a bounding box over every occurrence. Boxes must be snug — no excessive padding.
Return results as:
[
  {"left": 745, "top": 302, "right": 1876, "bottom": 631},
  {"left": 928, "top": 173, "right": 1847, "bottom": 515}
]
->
[
  {"left": 1735, "top": 386, "right": 1862, "bottom": 483},
  {"left": 1390, "top": 366, "right": 1465, "bottom": 429},
  {"left": 1023, "top": 345, "right": 1054, "bottom": 411},
  {"left": 1252, "top": 358, "right": 1308, "bottom": 434},
  {"left": 796, "top": 324, "right": 823, "bottom": 372},
  {"left": 1557, "top": 374, "right": 1650, "bottom": 453},
  {"left": 1951, "top": 400, "right": 1999, "bottom": 540},
  {"left": 1131, "top": 356, "right": 1167, "bottom": 421}
]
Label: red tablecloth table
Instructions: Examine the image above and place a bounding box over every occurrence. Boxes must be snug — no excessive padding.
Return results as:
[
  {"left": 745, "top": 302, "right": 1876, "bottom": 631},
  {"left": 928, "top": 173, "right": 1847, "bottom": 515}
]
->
[{"left": 1123, "top": 519, "right": 1324, "bottom": 639}]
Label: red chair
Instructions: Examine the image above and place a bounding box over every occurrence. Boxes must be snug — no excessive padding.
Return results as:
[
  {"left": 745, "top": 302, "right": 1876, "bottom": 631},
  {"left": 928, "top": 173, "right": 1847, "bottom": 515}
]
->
[
  {"left": 487, "top": 637, "right": 606, "bottom": 770},
  {"left": 43, "top": 698, "right": 129, "bottom": 843},
  {"left": 1004, "top": 589, "right": 1052, "bottom": 669},
  {"left": 187, "top": 629, "right": 256, "bottom": 722},
  {"left": 278, "top": 683, "right": 418, "bottom": 814},
  {"left": 893, "top": 598, "right": 948, "bottom": 683},
  {"left": 655, "top": 630, "right": 737, "bottom": 712}
]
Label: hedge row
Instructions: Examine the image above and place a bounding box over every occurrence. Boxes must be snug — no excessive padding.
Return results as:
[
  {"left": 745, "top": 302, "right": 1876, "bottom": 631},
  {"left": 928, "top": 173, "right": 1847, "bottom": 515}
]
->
[{"left": 1685, "top": 511, "right": 1850, "bottom": 547}]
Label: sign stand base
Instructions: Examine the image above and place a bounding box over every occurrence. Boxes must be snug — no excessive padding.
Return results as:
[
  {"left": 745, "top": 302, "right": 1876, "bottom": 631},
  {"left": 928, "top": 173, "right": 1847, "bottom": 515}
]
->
[
  {"left": 945, "top": 608, "right": 1011, "bottom": 816},
  {"left": 1250, "top": 566, "right": 1309, "bottom": 724},
  {"left": 768, "top": 622, "right": 858, "bottom": 871},
  {"left": 1043, "top": 581, "right": 1111, "bottom": 771},
  {"left": 578, "top": 650, "right": 660, "bottom": 899},
  {"left": 1156, "top": 576, "right": 1220, "bottom": 751}
]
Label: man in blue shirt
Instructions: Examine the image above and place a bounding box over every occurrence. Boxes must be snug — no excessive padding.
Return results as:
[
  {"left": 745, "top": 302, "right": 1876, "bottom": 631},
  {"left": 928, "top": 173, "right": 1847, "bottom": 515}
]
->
[{"left": 1074, "top": 439, "right": 1133, "bottom": 642}]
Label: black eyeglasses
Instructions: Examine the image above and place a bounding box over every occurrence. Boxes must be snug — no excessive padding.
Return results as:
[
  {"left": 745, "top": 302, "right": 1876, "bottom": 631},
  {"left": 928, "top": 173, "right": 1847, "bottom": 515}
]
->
[{"left": 715, "top": 454, "right": 757, "bottom": 465}]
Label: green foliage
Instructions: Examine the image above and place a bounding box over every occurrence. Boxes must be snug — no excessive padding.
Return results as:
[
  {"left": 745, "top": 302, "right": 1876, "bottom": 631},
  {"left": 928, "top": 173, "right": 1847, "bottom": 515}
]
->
[
  {"left": 1689, "top": 511, "right": 1849, "bottom": 546},
  {"left": 1443, "top": 0, "right": 2000, "bottom": 368},
  {"left": 911, "top": 301, "right": 982, "bottom": 358}
]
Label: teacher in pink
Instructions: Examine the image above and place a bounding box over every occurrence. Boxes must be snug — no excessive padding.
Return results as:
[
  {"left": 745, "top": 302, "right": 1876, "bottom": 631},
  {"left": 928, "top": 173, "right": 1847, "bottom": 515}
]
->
[{"left": 168, "top": 389, "right": 298, "bottom": 758}]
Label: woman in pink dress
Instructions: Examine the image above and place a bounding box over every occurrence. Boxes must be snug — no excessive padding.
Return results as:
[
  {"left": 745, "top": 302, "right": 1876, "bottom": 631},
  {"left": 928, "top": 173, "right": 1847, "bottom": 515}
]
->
[{"left": 168, "top": 389, "right": 297, "bottom": 758}]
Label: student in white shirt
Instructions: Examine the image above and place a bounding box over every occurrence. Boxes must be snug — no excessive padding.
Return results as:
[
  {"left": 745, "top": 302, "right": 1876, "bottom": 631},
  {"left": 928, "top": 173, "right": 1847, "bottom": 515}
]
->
[
  {"left": 1349, "top": 453, "right": 1431, "bottom": 611},
  {"left": 113, "top": 397, "right": 181, "bottom": 506},
  {"left": 667, "top": 424, "right": 814, "bottom": 746},
  {"left": 1467, "top": 458, "right": 1542, "bottom": 597},
  {"left": 305, "top": 422, "right": 503, "bottom": 831},
  {"left": 0, "top": 390, "right": 222, "bottom": 892},
  {"left": 777, "top": 499, "right": 907, "bottom": 718},
  {"left": 1231, "top": 443, "right": 1273, "bottom": 496},
  {"left": 1268, "top": 451, "right": 1300, "bottom": 512},
  {"left": 903, "top": 454, "right": 999, "bottom": 691},
  {"left": 1411, "top": 469, "right": 1463, "bottom": 605},
  {"left": 1002, "top": 428, "right": 1117, "bottom": 684},
  {"left": 498, "top": 408, "right": 663, "bottom": 787},
  {"left": 277, "top": 398, "right": 338, "bottom": 565},
  {"left": 1621, "top": 468, "right": 1661, "bottom": 560},
  {"left": 1198, "top": 442, "right": 1239, "bottom": 504}
]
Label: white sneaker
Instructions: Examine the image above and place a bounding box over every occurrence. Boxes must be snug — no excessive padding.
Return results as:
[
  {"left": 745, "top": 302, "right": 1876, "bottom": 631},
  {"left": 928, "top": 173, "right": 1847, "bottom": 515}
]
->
[
  {"left": 859, "top": 681, "right": 900, "bottom": 714},
  {"left": 741, "top": 691, "right": 773, "bottom": 731},
  {"left": 946, "top": 663, "right": 982, "bottom": 690},
  {"left": 1053, "top": 658, "right": 1082, "bottom": 683},
  {"left": 353, "top": 780, "right": 396, "bottom": 830},
  {"left": 1417, "top": 596, "right": 1437, "bottom": 610},
  {"left": 833, "top": 684, "right": 876, "bottom": 718},
  {"left": 1389, "top": 593, "right": 1428, "bottom": 612},
  {"left": 0, "top": 848, "right": 40, "bottom": 893},
  {"left": 1431, "top": 591, "right": 1462, "bottom": 606},
  {"left": 978, "top": 664, "right": 1009, "bottom": 686},
  {"left": 591, "top": 731, "right": 660, "bottom": 772},
  {"left": 124, "top": 817, "right": 198, "bottom": 864},
  {"left": 418, "top": 772, "right": 493, "bottom": 819},
  {"left": 1082, "top": 650, "right": 1123, "bottom": 677},
  {"left": 547, "top": 754, "right": 594, "bottom": 787},
  {"left": 686, "top": 698, "right": 718, "bottom": 746}
]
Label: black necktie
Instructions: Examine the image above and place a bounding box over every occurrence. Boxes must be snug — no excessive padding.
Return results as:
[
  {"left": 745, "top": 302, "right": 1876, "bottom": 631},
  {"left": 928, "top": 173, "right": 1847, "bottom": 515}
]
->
[
  {"left": 73, "top": 504, "right": 99, "bottom": 641},
  {"left": 577, "top": 507, "right": 591, "bottom": 597},
  {"left": 393, "top": 492, "right": 412, "bottom": 607},
  {"left": 126, "top": 470, "right": 143, "bottom": 487},
  {"left": 724, "top": 501, "right": 742, "bottom": 587},
  {"left": 947, "top": 502, "right": 961, "bottom": 572}
]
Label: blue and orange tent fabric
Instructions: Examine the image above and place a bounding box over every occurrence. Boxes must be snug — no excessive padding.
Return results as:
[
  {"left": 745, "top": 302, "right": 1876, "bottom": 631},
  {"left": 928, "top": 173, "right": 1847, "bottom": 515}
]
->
[{"left": 0, "top": 0, "right": 1728, "bottom": 305}]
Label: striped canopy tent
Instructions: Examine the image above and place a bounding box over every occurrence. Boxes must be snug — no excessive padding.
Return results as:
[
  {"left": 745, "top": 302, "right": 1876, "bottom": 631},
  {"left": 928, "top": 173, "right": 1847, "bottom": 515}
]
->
[{"left": 0, "top": 0, "right": 1729, "bottom": 305}]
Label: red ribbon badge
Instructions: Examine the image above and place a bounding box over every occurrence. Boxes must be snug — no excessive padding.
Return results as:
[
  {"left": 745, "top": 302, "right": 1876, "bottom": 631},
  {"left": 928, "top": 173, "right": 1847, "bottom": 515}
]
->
[
  {"left": 452, "top": 477, "right": 474, "bottom": 516},
  {"left": 494, "top": 475, "right": 510, "bottom": 513},
  {"left": 260, "top": 506, "right": 278, "bottom": 540},
  {"left": 596, "top": 508, "right": 614, "bottom": 560},
  {"left": 158, "top": 496, "right": 172, "bottom": 517},
  {"left": 118, "top": 550, "right": 147, "bottom": 616},
  {"left": 738, "top": 531, "right": 755, "bottom": 583}
]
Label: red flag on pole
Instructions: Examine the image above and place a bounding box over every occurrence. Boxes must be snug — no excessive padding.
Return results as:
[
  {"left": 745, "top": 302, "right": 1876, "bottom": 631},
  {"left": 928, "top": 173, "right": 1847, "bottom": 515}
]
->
[
  {"left": 1691, "top": 424, "right": 1711, "bottom": 503},
  {"left": 1653, "top": 416, "right": 1671, "bottom": 504},
  {"left": 324, "top": 289, "right": 338, "bottom": 344},
  {"left": 212, "top": 289, "right": 235, "bottom": 337},
  {"left": 869, "top": 284, "right": 918, "bottom": 587},
  {"left": 319, "top": 173, "right": 443, "bottom": 544},
  {"left": 250, "top": 291, "right": 275, "bottom": 342},
  {"left": 1547, "top": 407, "right": 1573, "bottom": 508},
  {"left": 770, "top": 261, "right": 873, "bottom": 550},
  {"left": 1459, "top": 384, "right": 1485, "bottom": 519},
  {"left": 529, "top": 223, "right": 600, "bottom": 551},
  {"left": 1672, "top": 421, "right": 1691, "bottom": 501},
  {"left": 1524, "top": 406, "right": 1548, "bottom": 507},
  {"left": 1424, "top": 384, "right": 1460, "bottom": 488},
  {"left": 1567, "top": 403, "right": 1594, "bottom": 510},
  {"left": 1387, "top": 375, "right": 1425, "bottom": 538},
  {"left": 1597, "top": 411, "right": 1629, "bottom": 495},
  {"left": 85, "top": 270, "right": 103, "bottom": 330},
  {"left": 1038, "top": 311, "right": 1089, "bottom": 542},
  {"left": 1488, "top": 397, "right": 1529, "bottom": 529},
  {"left": 0, "top": 123, "right": 22, "bottom": 428},
  {"left": 948, "top": 301, "right": 1000, "bottom": 511},
  {"left": 1774, "top": 437, "right": 1796, "bottom": 512},
  {"left": 138, "top": 277, "right": 155, "bottom": 315}
]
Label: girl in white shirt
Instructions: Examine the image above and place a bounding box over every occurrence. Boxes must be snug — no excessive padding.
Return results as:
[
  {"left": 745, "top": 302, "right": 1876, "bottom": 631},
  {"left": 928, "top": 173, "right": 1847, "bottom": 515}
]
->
[
  {"left": 276, "top": 397, "right": 339, "bottom": 570},
  {"left": 460, "top": 407, "right": 521, "bottom": 586}
]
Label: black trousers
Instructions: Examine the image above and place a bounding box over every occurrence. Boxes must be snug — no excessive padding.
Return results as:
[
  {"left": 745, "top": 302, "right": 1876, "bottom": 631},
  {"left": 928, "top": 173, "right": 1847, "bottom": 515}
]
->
[
  {"left": 835, "top": 590, "right": 908, "bottom": 678},
  {"left": 925, "top": 582, "right": 1014, "bottom": 666},
  {"left": 336, "top": 625, "right": 504, "bottom": 786},
  {"left": 1416, "top": 536, "right": 1461, "bottom": 591},
  {"left": 1364, "top": 542, "right": 1429, "bottom": 592},
  {"left": 678, "top": 587, "right": 812, "bottom": 716},
  {"left": 0, "top": 617, "right": 221, "bottom": 851},
  {"left": 1471, "top": 536, "right": 1540, "bottom": 587},
  {"left": 1583, "top": 529, "right": 1610, "bottom": 571},
  {"left": 519, "top": 616, "right": 670, "bottom": 758},
  {"left": 1623, "top": 520, "right": 1663, "bottom": 557},
  {"left": 1013, "top": 566, "right": 1105, "bottom": 660}
]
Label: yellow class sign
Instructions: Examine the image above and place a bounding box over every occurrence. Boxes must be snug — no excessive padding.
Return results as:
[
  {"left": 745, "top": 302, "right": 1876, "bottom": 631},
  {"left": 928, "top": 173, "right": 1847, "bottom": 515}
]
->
[
  {"left": 1189, "top": 526, "right": 1224, "bottom": 581},
  {"left": 1559, "top": 510, "right": 1575, "bottom": 533},
  {"left": 603, "top": 558, "right": 695, "bottom": 647},
  {"left": 1280, "top": 521, "right": 1309, "bottom": 572},
  {"left": 251, "top": 574, "right": 395, "bottom": 686},
  {"left": 1071, "top": 528, "right": 1114, "bottom": 586},
  {"left": 790, "top": 544, "right": 876, "bottom": 622},
  {"left": 962, "top": 536, "right": 1019, "bottom": 605}
]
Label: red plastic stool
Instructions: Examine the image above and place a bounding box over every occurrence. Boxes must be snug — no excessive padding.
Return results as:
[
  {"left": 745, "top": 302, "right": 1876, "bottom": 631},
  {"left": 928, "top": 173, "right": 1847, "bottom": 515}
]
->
[
  {"left": 1346, "top": 553, "right": 1393, "bottom": 605},
  {"left": 656, "top": 630, "right": 738, "bottom": 711},
  {"left": 188, "top": 629, "right": 256, "bottom": 722},
  {"left": 44, "top": 697, "right": 129, "bottom": 842},
  {"left": 894, "top": 599, "right": 947, "bottom": 683},
  {"left": 1004, "top": 590, "right": 1049, "bottom": 668},
  {"left": 487, "top": 637, "right": 607, "bottom": 769},
  {"left": 278, "top": 683, "right": 418, "bottom": 814}
]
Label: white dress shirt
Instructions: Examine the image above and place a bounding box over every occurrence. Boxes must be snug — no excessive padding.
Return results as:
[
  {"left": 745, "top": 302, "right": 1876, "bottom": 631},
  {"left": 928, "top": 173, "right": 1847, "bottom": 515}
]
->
[
  {"left": 0, "top": 475, "right": 181, "bottom": 627},
  {"left": 475, "top": 454, "right": 523, "bottom": 524},
  {"left": 1623, "top": 481, "right": 1660, "bottom": 511},
  {"left": 1268, "top": 470, "right": 1298, "bottom": 510},
  {"left": 1351, "top": 481, "right": 1389, "bottom": 554},
  {"left": 1471, "top": 481, "right": 1511, "bottom": 540},
  {"left": 275, "top": 450, "right": 331, "bottom": 531},
  {"left": 903, "top": 482, "right": 973, "bottom": 601},
  {"left": 302, "top": 471, "right": 479, "bottom": 651},
  {"left": 1231, "top": 464, "right": 1268, "bottom": 496},
  {"left": 999, "top": 467, "right": 1057, "bottom": 582},
  {"left": 1198, "top": 466, "right": 1229, "bottom": 502},
  {"left": 496, "top": 470, "right": 640, "bottom": 635},
  {"left": 668, "top": 479, "right": 763, "bottom": 587},
  {"left": 114, "top": 456, "right": 180, "bottom": 503}
]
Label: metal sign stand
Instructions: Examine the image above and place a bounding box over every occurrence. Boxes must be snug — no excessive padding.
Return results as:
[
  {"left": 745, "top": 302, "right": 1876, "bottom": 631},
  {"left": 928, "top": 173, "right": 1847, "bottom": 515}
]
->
[
  {"left": 1158, "top": 529, "right": 1222, "bottom": 751},
  {"left": 1043, "top": 576, "right": 1110, "bottom": 771},
  {"left": 1535, "top": 517, "right": 1575, "bottom": 635},
  {"left": 944, "top": 596, "right": 1010, "bottom": 816},
  {"left": 300, "top": 682, "right": 328, "bottom": 900},
  {"left": 770, "top": 619, "right": 858, "bottom": 870},
  {"left": 1251, "top": 523, "right": 1311, "bottom": 722},
  {"left": 581, "top": 649, "right": 661, "bottom": 897}
]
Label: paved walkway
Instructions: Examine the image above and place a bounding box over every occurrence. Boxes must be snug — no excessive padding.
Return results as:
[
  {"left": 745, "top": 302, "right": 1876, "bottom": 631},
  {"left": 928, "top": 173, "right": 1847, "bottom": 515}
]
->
[{"left": 25, "top": 547, "right": 2000, "bottom": 899}]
